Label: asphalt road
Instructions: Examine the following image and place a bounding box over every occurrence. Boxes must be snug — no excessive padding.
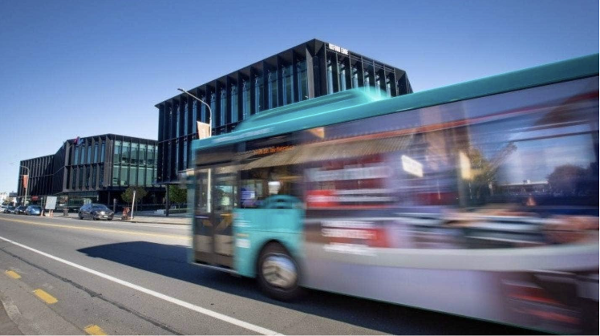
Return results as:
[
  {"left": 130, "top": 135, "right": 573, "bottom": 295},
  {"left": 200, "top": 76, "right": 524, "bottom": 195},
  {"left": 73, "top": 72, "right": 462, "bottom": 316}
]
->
[{"left": 0, "top": 213, "right": 536, "bottom": 335}]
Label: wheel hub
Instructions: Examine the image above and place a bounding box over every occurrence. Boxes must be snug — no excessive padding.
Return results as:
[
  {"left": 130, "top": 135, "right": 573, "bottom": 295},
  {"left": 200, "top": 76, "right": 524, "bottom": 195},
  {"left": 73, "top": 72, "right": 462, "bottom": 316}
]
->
[{"left": 262, "top": 254, "right": 297, "bottom": 289}]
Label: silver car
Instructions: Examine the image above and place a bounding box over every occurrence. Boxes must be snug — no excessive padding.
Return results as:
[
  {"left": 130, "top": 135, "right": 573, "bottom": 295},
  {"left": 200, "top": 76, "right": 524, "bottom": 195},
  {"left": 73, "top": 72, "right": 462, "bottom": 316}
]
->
[{"left": 78, "top": 203, "right": 114, "bottom": 220}]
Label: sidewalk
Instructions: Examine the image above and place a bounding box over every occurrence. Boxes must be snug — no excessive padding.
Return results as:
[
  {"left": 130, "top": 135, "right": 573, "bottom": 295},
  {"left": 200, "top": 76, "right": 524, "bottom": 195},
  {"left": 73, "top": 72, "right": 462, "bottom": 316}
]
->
[{"left": 47, "top": 212, "right": 190, "bottom": 225}]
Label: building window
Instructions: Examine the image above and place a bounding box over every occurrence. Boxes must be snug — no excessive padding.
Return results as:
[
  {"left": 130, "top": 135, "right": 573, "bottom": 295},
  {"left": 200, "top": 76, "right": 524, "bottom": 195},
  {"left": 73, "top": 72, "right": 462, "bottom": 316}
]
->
[
  {"left": 99, "top": 165, "right": 104, "bottom": 187},
  {"left": 327, "top": 59, "right": 334, "bottom": 94},
  {"left": 242, "top": 81, "right": 250, "bottom": 119},
  {"left": 192, "top": 101, "right": 198, "bottom": 133},
  {"left": 200, "top": 98, "right": 207, "bottom": 123},
  {"left": 184, "top": 102, "right": 189, "bottom": 135},
  {"left": 112, "top": 164, "right": 119, "bottom": 186},
  {"left": 139, "top": 144, "right": 147, "bottom": 165},
  {"left": 146, "top": 167, "right": 153, "bottom": 186},
  {"left": 268, "top": 70, "right": 278, "bottom": 109},
  {"left": 71, "top": 167, "right": 76, "bottom": 189},
  {"left": 100, "top": 141, "right": 105, "bottom": 163},
  {"left": 297, "top": 61, "right": 308, "bottom": 101},
  {"left": 364, "top": 71, "right": 371, "bottom": 87},
  {"left": 375, "top": 74, "right": 381, "bottom": 96},
  {"left": 92, "top": 165, "right": 97, "bottom": 188},
  {"left": 114, "top": 140, "right": 121, "bottom": 166},
  {"left": 210, "top": 93, "right": 216, "bottom": 128},
  {"left": 74, "top": 147, "right": 79, "bottom": 166},
  {"left": 176, "top": 105, "right": 181, "bottom": 137},
  {"left": 231, "top": 85, "right": 238, "bottom": 124},
  {"left": 93, "top": 143, "right": 98, "bottom": 163},
  {"left": 130, "top": 166, "right": 138, "bottom": 186},
  {"left": 339, "top": 62, "right": 346, "bottom": 91},
  {"left": 147, "top": 145, "right": 155, "bottom": 165},
  {"left": 283, "top": 65, "right": 293, "bottom": 105},
  {"left": 168, "top": 107, "right": 174, "bottom": 139},
  {"left": 131, "top": 143, "right": 139, "bottom": 166},
  {"left": 183, "top": 141, "right": 188, "bottom": 169},
  {"left": 220, "top": 88, "right": 227, "bottom": 126},
  {"left": 120, "top": 166, "right": 129, "bottom": 186},
  {"left": 78, "top": 167, "right": 83, "bottom": 189},
  {"left": 255, "top": 76, "right": 263, "bottom": 112},
  {"left": 87, "top": 144, "right": 91, "bottom": 164},
  {"left": 121, "top": 142, "right": 131, "bottom": 165},
  {"left": 175, "top": 142, "right": 179, "bottom": 171},
  {"left": 352, "top": 66, "right": 359, "bottom": 88},
  {"left": 386, "top": 76, "right": 391, "bottom": 96}
]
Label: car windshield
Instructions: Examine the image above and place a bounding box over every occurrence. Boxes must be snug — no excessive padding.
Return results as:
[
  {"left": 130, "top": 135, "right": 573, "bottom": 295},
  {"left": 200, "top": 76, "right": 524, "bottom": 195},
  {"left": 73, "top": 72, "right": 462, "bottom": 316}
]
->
[{"left": 92, "top": 205, "right": 109, "bottom": 210}]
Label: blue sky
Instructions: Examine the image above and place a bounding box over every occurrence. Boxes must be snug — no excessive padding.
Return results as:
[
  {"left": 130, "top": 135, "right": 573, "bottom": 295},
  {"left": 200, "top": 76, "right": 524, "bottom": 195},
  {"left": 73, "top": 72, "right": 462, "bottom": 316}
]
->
[{"left": 0, "top": 0, "right": 597, "bottom": 193}]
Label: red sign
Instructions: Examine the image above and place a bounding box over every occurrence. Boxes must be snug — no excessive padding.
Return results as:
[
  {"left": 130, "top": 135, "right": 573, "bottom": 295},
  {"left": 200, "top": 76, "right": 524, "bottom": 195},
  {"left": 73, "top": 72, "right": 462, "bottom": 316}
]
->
[
  {"left": 31, "top": 196, "right": 39, "bottom": 201},
  {"left": 22, "top": 175, "right": 28, "bottom": 189}
]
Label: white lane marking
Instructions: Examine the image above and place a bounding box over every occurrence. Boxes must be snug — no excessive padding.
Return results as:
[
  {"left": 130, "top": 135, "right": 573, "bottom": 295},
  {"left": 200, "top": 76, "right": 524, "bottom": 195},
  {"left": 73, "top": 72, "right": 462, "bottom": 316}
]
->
[{"left": 0, "top": 235, "right": 281, "bottom": 335}]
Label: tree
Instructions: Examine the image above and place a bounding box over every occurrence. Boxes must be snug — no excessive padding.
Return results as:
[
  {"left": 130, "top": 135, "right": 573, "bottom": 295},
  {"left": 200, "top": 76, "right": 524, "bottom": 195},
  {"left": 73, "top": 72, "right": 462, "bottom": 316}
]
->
[
  {"left": 121, "top": 186, "right": 148, "bottom": 205},
  {"left": 169, "top": 185, "right": 188, "bottom": 204}
]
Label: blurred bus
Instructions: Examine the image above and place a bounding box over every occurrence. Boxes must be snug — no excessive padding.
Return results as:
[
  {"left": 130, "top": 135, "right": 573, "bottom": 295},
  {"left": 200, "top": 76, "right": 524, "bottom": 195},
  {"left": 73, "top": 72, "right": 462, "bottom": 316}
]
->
[{"left": 189, "top": 54, "right": 598, "bottom": 334}]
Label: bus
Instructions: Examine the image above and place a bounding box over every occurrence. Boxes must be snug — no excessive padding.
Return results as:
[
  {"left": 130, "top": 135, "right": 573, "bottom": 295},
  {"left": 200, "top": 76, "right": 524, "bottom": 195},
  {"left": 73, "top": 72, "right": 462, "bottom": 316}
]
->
[{"left": 188, "top": 54, "right": 598, "bottom": 334}]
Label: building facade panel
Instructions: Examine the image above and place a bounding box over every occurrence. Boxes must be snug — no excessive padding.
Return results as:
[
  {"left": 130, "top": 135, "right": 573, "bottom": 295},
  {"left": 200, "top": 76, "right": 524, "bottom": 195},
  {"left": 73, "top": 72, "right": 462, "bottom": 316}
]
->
[
  {"left": 156, "top": 38, "right": 413, "bottom": 184},
  {"left": 16, "top": 134, "right": 164, "bottom": 209}
]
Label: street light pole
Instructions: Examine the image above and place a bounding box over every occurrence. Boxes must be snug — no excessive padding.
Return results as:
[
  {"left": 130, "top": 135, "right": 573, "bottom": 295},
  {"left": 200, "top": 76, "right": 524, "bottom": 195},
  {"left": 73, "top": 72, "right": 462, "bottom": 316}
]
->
[
  {"left": 177, "top": 88, "right": 212, "bottom": 136},
  {"left": 177, "top": 88, "right": 214, "bottom": 215},
  {"left": 20, "top": 165, "right": 30, "bottom": 206}
]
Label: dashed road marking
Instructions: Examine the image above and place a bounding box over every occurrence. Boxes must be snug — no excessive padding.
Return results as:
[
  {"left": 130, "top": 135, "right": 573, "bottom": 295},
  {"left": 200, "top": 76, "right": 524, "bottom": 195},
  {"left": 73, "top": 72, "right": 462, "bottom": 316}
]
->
[
  {"left": 33, "top": 289, "right": 58, "bottom": 304},
  {"left": 84, "top": 324, "right": 107, "bottom": 335},
  {"left": 0, "top": 235, "right": 281, "bottom": 335},
  {"left": 5, "top": 270, "right": 21, "bottom": 279}
]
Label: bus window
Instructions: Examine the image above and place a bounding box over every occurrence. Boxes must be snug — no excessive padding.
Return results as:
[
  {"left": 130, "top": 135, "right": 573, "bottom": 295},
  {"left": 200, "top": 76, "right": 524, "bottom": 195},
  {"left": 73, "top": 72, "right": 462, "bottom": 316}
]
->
[{"left": 240, "top": 166, "right": 301, "bottom": 208}]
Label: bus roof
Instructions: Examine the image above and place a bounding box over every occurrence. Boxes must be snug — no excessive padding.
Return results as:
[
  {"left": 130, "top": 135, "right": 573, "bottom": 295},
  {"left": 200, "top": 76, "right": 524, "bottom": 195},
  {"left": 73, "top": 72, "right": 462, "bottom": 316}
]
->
[{"left": 193, "top": 53, "right": 598, "bottom": 151}]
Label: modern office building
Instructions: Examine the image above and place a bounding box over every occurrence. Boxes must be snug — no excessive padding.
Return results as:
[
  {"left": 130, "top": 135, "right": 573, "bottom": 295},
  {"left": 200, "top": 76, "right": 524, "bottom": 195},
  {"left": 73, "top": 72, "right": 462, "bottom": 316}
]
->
[
  {"left": 17, "top": 134, "right": 163, "bottom": 209},
  {"left": 156, "top": 38, "right": 413, "bottom": 184},
  {"left": 17, "top": 154, "right": 54, "bottom": 205}
]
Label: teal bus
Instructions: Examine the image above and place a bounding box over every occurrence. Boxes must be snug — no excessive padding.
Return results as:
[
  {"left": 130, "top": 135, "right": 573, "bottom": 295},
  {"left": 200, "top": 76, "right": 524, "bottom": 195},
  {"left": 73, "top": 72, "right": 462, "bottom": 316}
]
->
[{"left": 189, "top": 54, "right": 598, "bottom": 334}]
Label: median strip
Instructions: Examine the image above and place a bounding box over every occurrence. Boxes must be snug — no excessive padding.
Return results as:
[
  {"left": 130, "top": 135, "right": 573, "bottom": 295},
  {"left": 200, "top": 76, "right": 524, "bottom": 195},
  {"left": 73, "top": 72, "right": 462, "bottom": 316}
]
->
[
  {"left": 5, "top": 270, "right": 21, "bottom": 279},
  {"left": 33, "top": 289, "right": 58, "bottom": 304},
  {"left": 84, "top": 324, "right": 107, "bottom": 335}
]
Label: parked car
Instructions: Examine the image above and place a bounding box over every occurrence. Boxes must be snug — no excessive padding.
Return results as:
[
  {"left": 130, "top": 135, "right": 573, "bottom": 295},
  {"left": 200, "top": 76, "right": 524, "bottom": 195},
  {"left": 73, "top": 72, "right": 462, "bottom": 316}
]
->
[
  {"left": 25, "top": 205, "right": 42, "bottom": 216},
  {"left": 15, "top": 205, "right": 27, "bottom": 215},
  {"left": 78, "top": 203, "right": 114, "bottom": 221},
  {"left": 3, "top": 206, "right": 15, "bottom": 214}
]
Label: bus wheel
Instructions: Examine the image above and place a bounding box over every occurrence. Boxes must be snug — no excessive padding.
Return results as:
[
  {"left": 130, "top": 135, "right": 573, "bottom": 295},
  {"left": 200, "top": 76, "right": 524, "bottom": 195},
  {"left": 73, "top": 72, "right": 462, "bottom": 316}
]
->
[{"left": 257, "top": 243, "right": 301, "bottom": 300}]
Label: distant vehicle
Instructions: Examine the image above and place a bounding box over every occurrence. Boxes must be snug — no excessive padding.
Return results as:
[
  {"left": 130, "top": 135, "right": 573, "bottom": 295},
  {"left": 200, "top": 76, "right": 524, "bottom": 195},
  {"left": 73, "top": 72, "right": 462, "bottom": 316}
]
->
[
  {"left": 24, "top": 205, "right": 42, "bottom": 216},
  {"left": 78, "top": 203, "right": 114, "bottom": 221},
  {"left": 15, "top": 205, "right": 27, "bottom": 215},
  {"left": 3, "top": 206, "right": 15, "bottom": 214}
]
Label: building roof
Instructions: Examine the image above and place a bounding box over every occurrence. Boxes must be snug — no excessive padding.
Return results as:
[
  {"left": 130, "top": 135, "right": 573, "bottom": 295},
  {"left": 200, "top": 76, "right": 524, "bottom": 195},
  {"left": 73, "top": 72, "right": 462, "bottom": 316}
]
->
[
  {"left": 193, "top": 53, "right": 598, "bottom": 152},
  {"left": 156, "top": 38, "right": 409, "bottom": 107}
]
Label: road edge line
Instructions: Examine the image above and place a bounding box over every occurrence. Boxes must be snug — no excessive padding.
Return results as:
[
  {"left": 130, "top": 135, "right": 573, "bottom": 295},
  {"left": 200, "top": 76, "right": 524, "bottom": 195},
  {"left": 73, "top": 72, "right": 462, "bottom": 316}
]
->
[{"left": 0, "top": 235, "right": 281, "bottom": 335}]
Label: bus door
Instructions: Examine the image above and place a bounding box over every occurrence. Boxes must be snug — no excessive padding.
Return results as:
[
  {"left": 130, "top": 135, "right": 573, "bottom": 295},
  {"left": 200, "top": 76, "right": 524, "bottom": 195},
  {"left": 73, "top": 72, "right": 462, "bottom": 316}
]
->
[{"left": 194, "top": 166, "right": 236, "bottom": 268}]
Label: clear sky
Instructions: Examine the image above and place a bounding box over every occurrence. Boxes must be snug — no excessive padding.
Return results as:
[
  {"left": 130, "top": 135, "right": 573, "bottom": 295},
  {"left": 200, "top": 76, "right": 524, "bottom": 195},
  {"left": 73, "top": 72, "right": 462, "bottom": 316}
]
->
[{"left": 0, "top": 0, "right": 597, "bottom": 193}]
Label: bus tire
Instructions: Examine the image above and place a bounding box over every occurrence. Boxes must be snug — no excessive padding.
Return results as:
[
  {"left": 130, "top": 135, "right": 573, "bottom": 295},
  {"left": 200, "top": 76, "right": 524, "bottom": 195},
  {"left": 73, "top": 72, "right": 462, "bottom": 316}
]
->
[{"left": 257, "top": 242, "right": 301, "bottom": 301}]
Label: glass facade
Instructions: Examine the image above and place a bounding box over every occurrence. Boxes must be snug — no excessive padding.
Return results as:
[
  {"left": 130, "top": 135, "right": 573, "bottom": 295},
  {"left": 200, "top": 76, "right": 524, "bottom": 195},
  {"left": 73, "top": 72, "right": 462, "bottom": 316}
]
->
[
  {"left": 108, "top": 137, "right": 157, "bottom": 187},
  {"left": 156, "top": 39, "right": 413, "bottom": 184}
]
